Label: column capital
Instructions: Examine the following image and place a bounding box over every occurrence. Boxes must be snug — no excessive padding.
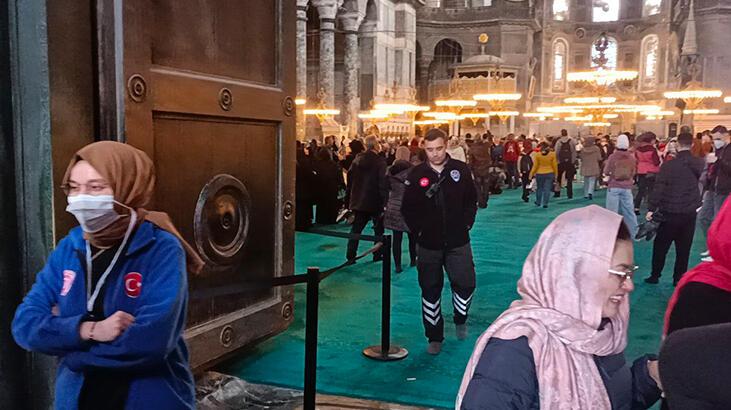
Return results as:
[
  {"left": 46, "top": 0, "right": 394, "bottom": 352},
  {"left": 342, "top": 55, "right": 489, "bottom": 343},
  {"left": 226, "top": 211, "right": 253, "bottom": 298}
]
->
[
  {"left": 296, "top": 0, "right": 310, "bottom": 9},
  {"left": 339, "top": 12, "right": 363, "bottom": 33},
  {"left": 311, "top": 0, "right": 339, "bottom": 20}
]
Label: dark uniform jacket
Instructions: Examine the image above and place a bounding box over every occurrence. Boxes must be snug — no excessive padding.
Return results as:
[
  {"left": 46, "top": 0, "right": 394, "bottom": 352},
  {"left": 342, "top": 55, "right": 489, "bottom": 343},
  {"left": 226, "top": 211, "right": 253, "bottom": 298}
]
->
[
  {"left": 648, "top": 150, "right": 704, "bottom": 214},
  {"left": 401, "top": 157, "right": 477, "bottom": 250},
  {"left": 461, "top": 336, "right": 661, "bottom": 410},
  {"left": 346, "top": 150, "right": 388, "bottom": 214}
]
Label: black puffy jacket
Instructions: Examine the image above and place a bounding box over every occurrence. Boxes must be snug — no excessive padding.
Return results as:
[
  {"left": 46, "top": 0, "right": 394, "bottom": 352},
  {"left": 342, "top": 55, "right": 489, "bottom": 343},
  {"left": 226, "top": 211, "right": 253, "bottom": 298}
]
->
[
  {"left": 461, "top": 336, "right": 661, "bottom": 410},
  {"left": 384, "top": 160, "right": 412, "bottom": 232},
  {"left": 648, "top": 150, "right": 704, "bottom": 214},
  {"left": 710, "top": 145, "right": 731, "bottom": 195},
  {"left": 346, "top": 150, "right": 388, "bottom": 213}
]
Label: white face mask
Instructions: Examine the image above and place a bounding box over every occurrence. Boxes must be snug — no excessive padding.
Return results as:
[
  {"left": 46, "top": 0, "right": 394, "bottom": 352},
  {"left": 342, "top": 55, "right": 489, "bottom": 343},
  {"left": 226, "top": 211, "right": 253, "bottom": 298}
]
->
[
  {"left": 714, "top": 139, "right": 726, "bottom": 149},
  {"left": 66, "top": 194, "right": 121, "bottom": 233}
]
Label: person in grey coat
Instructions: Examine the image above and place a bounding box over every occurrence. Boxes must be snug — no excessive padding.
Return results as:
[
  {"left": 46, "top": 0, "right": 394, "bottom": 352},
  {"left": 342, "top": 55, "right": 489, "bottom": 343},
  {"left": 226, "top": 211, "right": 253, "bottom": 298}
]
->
[
  {"left": 580, "top": 136, "right": 603, "bottom": 200},
  {"left": 385, "top": 146, "right": 415, "bottom": 273}
]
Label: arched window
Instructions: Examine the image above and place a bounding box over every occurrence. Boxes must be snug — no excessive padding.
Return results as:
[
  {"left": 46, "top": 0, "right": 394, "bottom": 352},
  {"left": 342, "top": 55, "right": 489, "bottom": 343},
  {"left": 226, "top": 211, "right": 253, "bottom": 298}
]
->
[
  {"left": 593, "top": 0, "right": 620, "bottom": 22},
  {"left": 591, "top": 36, "right": 618, "bottom": 70},
  {"left": 553, "top": 0, "right": 569, "bottom": 20},
  {"left": 643, "top": 0, "right": 662, "bottom": 17},
  {"left": 640, "top": 35, "right": 660, "bottom": 90},
  {"left": 552, "top": 39, "right": 568, "bottom": 92},
  {"left": 431, "top": 39, "right": 463, "bottom": 80}
]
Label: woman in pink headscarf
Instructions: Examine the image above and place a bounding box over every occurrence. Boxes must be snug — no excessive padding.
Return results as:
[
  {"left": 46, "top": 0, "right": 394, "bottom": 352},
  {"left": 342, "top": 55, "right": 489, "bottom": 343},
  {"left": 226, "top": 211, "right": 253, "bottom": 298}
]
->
[{"left": 457, "top": 205, "right": 662, "bottom": 409}]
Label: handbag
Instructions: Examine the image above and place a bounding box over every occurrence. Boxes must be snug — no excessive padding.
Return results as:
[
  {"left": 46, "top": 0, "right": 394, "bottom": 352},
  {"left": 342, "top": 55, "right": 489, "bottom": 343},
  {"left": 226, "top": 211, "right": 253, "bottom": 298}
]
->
[{"left": 527, "top": 178, "right": 537, "bottom": 191}]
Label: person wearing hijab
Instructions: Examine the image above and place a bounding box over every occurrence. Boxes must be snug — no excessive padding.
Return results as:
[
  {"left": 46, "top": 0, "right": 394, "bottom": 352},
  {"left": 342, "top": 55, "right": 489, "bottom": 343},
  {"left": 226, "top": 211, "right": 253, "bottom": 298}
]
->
[
  {"left": 384, "top": 146, "right": 416, "bottom": 272},
  {"left": 12, "top": 141, "right": 201, "bottom": 410},
  {"left": 447, "top": 135, "right": 467, "bottom": 163},
  {"left": 663, "top": 195, "right": 731, "bottom": 337},
  {"left": 458, "top": 205, "right": 662, "bottom": 410}
]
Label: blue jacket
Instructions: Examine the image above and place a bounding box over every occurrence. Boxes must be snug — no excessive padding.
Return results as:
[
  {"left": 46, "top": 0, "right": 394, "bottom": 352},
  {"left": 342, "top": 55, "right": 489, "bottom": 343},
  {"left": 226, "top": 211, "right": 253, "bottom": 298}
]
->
[
  {"left": 461, "top": 337, "right": 661, "bottom": 410},
  {"left": 12, "top": 222, "right": 195, "bottom": 410}
]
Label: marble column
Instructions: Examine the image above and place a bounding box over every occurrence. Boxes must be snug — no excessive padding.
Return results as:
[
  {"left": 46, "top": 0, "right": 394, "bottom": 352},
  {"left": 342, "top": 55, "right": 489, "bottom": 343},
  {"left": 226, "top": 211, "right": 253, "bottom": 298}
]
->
[
  {"left": 340, "top": 13, "right": 361, "bottom": 137},
  {"left": 296, "top": 0, "right": 308, "bottom": 140},
  {"left": 417, "top": 57, "right": 432, "bottom": 104},
  {"left": 312, "top": 0, "right": 337, "bottom": 107}
]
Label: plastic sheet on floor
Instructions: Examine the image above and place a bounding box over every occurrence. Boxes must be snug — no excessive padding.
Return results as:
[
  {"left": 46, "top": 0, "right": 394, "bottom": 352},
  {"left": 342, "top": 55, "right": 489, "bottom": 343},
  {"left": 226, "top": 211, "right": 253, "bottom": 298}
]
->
[{"left": 196, "top": 372, "right": 302, "bottom": 410}]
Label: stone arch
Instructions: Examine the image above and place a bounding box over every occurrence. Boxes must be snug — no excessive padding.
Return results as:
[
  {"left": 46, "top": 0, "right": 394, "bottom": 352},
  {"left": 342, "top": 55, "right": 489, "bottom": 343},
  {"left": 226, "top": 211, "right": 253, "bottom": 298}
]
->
[{"left": 430, "top": 38, "right": 463, "bottom": 81}]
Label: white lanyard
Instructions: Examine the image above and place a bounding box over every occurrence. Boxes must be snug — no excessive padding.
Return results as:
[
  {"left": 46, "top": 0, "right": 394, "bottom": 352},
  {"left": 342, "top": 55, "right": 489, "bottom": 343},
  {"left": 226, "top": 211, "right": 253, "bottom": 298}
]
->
[{"left": 85, "top": 211, "right": 138, "bottom": 313}]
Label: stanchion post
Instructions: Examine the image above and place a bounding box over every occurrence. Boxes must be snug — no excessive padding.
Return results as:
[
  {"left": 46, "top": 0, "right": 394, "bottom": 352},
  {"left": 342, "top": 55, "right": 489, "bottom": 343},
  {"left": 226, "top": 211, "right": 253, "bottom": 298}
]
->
[
  {"left": 363, "top": 235, "right": 408, "bottom": 361},
  {"left": 381, "top": 235, "right": 392, "bottom": 353},
  {"left": 303, "top": 267, "right": 320, "bottom": 410}
]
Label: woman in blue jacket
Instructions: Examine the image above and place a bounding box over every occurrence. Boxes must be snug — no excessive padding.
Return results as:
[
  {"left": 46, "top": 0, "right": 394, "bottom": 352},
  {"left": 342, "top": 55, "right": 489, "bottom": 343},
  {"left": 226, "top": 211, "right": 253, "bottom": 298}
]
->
[
  {"left": 12, "top": 141, "right": 204, "bottom": 410},
  {"left": 457, "top": 205, "right": 662, "bottom": 409}
]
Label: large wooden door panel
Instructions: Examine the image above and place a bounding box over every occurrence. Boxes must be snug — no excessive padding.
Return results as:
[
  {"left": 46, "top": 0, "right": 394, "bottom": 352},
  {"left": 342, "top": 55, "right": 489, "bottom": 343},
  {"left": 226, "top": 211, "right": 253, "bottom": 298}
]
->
[{"left": 122, "top": 0, "right": 296, "bottom": 371}]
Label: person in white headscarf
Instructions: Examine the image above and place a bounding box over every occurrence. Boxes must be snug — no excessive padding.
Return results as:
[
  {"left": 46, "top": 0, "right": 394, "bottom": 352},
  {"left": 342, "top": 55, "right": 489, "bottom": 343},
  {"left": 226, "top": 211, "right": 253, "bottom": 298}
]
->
[{"left": 457, "top": 205, "right": 662, "bottom": 410}]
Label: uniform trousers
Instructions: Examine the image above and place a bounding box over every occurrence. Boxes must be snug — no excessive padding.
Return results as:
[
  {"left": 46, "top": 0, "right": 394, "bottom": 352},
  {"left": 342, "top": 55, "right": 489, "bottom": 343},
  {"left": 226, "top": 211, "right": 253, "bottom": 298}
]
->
[{"left": 417, "top": 243, "right": 476, "bottom": 342}]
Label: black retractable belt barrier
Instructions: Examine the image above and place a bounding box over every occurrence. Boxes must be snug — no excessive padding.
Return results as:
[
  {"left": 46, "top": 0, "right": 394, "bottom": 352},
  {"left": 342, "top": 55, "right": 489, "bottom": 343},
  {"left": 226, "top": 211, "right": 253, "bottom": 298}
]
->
[{"left": 193, "top": 227, "right": 409, "bottom": 409}]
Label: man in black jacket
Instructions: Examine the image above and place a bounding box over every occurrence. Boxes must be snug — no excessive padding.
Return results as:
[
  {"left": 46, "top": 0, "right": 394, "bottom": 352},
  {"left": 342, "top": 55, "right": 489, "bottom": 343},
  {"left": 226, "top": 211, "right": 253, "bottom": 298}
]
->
[
  {"left": 345, "top": 135, "right": 388, "bottom": 262},
  {"left": 644, "top": 132, "right": 704, "bottom": 285},
  {"left": 468, "top": 134, "right": 492, "bottom": 208},
  {"left": 402, "top": 128, "right": 478, "bottom": 355},
  {"left": 708, "top": 126, "right": 731, "bottom": 223}
]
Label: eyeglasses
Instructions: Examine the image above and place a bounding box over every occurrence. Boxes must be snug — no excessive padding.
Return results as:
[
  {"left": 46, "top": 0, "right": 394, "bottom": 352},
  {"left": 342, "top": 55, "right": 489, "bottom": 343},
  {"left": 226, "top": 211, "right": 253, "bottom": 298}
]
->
[
  {"left": 60, "top": 182, "right": 111, "bottom": 196},
  {"left": 609, "top": 265, "right": 638, "bottom": 282}
]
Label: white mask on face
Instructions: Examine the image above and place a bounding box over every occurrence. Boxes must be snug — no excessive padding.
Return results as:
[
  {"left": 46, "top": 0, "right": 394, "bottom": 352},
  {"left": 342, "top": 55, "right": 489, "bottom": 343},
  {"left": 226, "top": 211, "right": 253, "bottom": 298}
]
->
[
  {"left": 714, "top": 139, "right": 726, "bottom": 149},
  {"left": 66, "top": 194, "right": 121, "bottom": 233}
]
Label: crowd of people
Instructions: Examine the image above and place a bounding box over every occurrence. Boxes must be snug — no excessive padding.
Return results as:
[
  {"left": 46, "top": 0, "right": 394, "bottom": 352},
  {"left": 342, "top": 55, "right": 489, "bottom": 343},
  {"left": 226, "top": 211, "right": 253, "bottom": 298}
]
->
[
  {"left": 8, "top": 124, "right": 731, "bottom": 409},
  {"left": 295, "top": 124, "right": 731, "bottom": 409}
]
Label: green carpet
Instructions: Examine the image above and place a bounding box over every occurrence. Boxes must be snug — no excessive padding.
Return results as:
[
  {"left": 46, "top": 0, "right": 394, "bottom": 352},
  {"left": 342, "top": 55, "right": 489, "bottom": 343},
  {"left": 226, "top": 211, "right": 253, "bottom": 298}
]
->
[{"left": 219, "top": 185, "right": 705, "bottom": 409}]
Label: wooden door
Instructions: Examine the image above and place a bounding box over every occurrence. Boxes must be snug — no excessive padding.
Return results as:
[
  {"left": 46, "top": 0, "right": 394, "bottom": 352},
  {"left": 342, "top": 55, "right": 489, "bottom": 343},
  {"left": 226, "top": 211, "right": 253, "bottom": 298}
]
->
[{"left": 120, "top": 0, "right": 296, "bottom": 371}]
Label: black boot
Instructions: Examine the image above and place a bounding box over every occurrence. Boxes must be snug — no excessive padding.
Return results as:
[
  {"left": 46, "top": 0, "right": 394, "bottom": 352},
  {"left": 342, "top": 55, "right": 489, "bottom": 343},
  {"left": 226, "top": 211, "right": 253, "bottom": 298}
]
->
[{"left": 644, "top": 275, "right": 659, "bottom": 284}]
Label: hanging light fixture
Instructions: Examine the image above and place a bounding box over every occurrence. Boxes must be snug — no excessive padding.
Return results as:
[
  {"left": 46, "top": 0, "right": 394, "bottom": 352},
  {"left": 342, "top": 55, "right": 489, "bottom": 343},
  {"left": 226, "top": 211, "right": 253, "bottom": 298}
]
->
[
  {"left": 683, "top": 108, "right": 720, "bottom": 115},
  {"left": 472, "top": 93, "right": 522, "bottom": 102},
  {"left": 303, "top": 108, "right": 341, "bottom": 121}
]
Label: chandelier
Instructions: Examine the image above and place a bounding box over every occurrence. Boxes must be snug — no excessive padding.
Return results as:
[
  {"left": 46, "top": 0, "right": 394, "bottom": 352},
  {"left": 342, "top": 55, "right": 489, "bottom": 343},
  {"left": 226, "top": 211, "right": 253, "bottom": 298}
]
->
[
  {"left": 566, "top": 33, "right": 638, "bottom": 88},
  {"left": 663, "top": 81, "right": 722, "bottom": 115},
  {"left": 303, "top": 89, "right": 340, "bottom": 122}
]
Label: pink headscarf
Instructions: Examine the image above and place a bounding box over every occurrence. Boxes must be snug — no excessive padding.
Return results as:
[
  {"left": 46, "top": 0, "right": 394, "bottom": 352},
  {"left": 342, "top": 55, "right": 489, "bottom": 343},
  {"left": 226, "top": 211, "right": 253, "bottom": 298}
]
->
[{"left": 456, "top": 205, "right": 630, "bottom": 409}]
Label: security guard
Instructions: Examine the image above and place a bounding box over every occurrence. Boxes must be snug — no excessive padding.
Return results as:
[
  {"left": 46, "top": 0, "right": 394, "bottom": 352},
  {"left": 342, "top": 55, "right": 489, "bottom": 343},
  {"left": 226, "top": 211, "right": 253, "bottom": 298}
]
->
[{"left": 402, "top": 128, "right": 478, "bottom": 355}]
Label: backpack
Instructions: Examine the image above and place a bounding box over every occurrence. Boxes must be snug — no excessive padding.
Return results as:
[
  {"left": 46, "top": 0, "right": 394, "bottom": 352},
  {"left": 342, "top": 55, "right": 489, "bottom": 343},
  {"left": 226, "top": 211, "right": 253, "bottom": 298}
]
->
[
  {"left": 557, "top": 140, "right": 573, "bottom": 163},
  {"left": 613, "top": 156, "right": 635, "bottom": 181}
]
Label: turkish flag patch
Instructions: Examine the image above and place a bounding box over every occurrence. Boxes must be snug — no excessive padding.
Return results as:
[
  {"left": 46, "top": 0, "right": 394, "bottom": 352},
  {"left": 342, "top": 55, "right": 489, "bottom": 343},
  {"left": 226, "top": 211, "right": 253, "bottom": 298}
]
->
[
  {"left": 419, "top": 177, "right": 430, "bottom": 187},
  {"left": 124, "top": 272, "right": 143, "bottom": 298},
  {"left": 61, "top": 270, "right": 76, "bottom": 296}
]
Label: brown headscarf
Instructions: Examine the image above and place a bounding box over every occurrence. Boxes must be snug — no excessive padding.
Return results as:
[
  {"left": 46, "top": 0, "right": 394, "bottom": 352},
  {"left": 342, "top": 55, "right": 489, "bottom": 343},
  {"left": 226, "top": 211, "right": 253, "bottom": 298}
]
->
[{"left": 62, "top": 141, "right": 205, "bottom": 274}]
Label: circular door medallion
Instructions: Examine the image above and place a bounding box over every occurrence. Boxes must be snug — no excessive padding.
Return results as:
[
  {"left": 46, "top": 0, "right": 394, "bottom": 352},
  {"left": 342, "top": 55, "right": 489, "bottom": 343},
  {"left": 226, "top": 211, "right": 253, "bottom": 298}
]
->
[{"left": 194, "top": 174, "right": 252, "bottom": 265}]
